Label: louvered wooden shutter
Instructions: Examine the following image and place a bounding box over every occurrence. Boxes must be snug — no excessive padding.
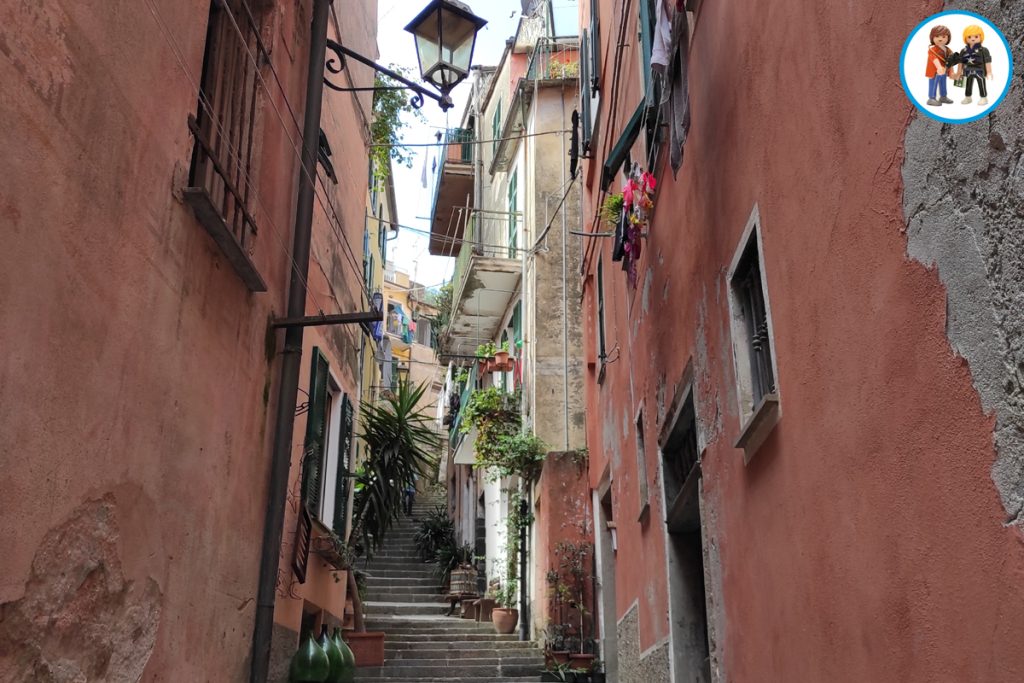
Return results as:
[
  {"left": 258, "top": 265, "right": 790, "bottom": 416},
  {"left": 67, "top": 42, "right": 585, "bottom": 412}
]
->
[
  {"left": 332, "top": 394, "right": 354, "bottom": 536},
  {"left": 590, "top": 0, "right": 600, "bottom": 92},
  {"left": 302, "top": 347, "right": 330, "bottom": 515},
  {"left": 580, "top": 30, "right": 593, "bottom": 151}
]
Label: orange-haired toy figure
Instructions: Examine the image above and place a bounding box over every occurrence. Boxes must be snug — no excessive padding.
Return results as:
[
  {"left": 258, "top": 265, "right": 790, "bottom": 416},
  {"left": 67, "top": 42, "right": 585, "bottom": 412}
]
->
[
  {"left": 925, "top": 25, "right": 953, "bottom": 106},
  {"left": 953, "top": 24, "right": 993, "bottom": 105}
]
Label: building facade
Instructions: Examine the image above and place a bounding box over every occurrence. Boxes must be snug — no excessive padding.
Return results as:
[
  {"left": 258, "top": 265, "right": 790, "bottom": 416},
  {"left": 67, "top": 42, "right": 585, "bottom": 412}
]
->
[
  {"left": 433, "top": 1, "right": 593, "bottom": 646},
  {"left": 579, "top": 1, "right": 1024, "bottom": 682},
  {"left": 0, "top": 0, "right": 380, "bottom": 678}
]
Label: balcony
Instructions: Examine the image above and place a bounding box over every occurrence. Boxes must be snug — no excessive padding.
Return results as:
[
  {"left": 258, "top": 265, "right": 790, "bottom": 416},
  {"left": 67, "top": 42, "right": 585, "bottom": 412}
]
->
[
  {"left": 428, "top": 127, "right": 475, "bottom": 257},
  {"left": 445, "top": 219, "right": 521, "bottom": 358}
]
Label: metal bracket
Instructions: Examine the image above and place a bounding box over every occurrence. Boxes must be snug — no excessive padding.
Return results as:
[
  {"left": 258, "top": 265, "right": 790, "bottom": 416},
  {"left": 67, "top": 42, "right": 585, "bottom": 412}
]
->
[{"left": 323, "top": 39, "right": 453, "bottom": 111}]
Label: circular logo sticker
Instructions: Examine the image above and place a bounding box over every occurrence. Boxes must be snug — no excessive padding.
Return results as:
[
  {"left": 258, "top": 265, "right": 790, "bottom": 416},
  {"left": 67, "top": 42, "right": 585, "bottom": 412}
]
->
[{"left": 900, "top": 10, "right": 1013, "bottom": 124}]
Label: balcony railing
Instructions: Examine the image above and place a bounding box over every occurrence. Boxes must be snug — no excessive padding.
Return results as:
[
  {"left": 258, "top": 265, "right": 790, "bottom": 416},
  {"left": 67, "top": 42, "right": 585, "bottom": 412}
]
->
[
  {"left": 445, "top": 127, "right": 474, "bottom": 164},
  {"left": 525, "top": 37, "right": 579, "bottom": 82}
]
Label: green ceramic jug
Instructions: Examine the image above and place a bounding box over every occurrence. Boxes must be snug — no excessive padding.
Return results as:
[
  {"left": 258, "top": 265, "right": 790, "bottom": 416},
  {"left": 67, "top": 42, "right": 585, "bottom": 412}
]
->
[
  {"left": 332, "top": 627, "right": 356, "bottom": 683},
  {"left": 288, "top": 631, "right": 330, "bottom": 682}
]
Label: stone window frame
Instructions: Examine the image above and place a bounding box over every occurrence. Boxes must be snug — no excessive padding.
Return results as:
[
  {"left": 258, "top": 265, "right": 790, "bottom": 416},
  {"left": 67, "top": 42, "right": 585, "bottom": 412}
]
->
[{"left": 726, "top": 204, "right": 781, "bottom": 463}]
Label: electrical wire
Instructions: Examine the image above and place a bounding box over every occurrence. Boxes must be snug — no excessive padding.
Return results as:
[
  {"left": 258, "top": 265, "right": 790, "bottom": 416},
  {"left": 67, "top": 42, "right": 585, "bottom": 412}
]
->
[
  {"left": 141, "top": 0, "right": 328, "bottom": 316},
  {"left": 368, "top": 128, "right": 570, "bottom": 148}
]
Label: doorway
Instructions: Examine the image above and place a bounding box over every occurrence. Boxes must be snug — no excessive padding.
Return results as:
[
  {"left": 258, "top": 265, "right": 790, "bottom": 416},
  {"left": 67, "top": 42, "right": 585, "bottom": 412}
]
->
[
  {"left": 593, "top": 477, "right": 619, "bottom": 681},
  {"left": 660, "top": 390, "right": 711, "bottom": 683}
]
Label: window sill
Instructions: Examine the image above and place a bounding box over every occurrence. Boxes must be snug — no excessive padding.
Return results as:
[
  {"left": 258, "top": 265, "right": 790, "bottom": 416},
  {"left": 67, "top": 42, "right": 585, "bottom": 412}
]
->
[
  {"left": 183, "top": 187, "right": 267, "bottom": 292},
  {"left": 734, "top": 393, "right": 780, "bottom": 464}
]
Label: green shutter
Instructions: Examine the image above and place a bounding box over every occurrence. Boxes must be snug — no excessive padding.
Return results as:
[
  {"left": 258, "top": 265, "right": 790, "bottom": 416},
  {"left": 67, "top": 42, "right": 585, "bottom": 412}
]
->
[
  {"left": 639, "top": 0, "right": 654, "bottom": 104},
  {"left": 580, "top": 30, "right": 592, "bottom": 150},
  {"left": 332, "top": 394, "right": 354, "bottom": 536},
  {"left": 492, "top": 99, "right": 502, "bottom": 155},
  {"left": 508, "top": 171, "right": 518, "bottom": 259},
  {"left": 302, "top": 347, "right": 330, "bottom": 515},
  {"left": 590, "top": 0, "right": 601, "bottom": 92},
  {"left": 512, "top": 301, "right": 522, "bottom": 348}
]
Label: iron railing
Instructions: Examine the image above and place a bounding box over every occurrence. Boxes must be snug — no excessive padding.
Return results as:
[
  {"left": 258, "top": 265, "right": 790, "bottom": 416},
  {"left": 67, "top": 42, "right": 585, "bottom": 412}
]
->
[{"left": 188, "top": 0, "right": 268, "bottom": 253}]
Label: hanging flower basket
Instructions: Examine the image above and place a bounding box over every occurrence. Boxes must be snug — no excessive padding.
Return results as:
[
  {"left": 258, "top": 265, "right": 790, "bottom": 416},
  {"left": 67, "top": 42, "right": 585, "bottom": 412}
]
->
[
  {"left": 493, "top": 350, "right": 510, "bottom": 370},
  {"left": 621, "top": 165, "right": 656, "bottom": 287}
]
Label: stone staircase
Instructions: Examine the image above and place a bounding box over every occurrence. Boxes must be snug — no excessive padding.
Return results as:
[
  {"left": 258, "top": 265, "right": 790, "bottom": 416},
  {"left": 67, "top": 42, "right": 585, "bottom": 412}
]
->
[{"left": 356, "top": 492, "right": 543, "bottom": 682}]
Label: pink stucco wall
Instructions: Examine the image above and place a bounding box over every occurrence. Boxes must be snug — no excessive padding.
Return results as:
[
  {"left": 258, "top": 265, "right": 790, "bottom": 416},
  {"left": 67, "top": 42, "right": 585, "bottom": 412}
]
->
[
  {"left": 581, "top": 0, "right": 1024, "bottom": 680},
  {"left": 0, "top": 0, "right": 375, "bottom": 678}
]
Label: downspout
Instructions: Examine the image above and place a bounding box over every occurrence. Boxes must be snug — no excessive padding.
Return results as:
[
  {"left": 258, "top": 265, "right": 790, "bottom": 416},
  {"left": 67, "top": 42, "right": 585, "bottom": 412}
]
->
[
  {"left": 250, "top": 1, "right": 331, "bottom": 681},
  {"left": 559, "top": 83, "right": 569, "bottom": 451}
]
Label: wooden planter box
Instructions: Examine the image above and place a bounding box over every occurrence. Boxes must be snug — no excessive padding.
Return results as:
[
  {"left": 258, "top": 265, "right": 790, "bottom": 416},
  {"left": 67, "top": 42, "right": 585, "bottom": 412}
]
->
[{"left": 343, "top": 631, "right": 385, "bottom": 667}]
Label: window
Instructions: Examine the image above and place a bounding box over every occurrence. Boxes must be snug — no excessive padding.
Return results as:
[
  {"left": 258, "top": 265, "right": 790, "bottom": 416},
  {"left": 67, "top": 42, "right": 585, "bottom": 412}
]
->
[
  {"left": 727, "top": 207, "right": 780, "bottom": 460},
  {"left": 492, "top": 99, "right": 502, "bottom": 156},
  {"left": 596, "top": 258, "right": 607, "bottom": 373},
  {"left": 507, "top": 170, "right": 518, "bottom": 258},
  {"left": 637, "top": 0, "right": 663, "bottom": 168},
  {"left": 301, "top": 348, "right": 354, "bottom": 535},
  {"left": 580, "top": 1, "right": 601, "bottom": 155},
  {"left": 635, "top": 407, "right": 650, "bottom": 518},
  {"left": 185, "top": 0, "right": 269, "bottom": 292}
]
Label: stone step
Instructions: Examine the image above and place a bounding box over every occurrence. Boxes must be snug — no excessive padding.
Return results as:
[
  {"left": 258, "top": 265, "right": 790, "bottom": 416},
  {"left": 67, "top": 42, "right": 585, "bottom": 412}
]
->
[
  {"left": 356, "top": 664, "right": 542, "bottom": 679},
  {"left": 384, "top": 640, "right": 536, "bottom": 651},
  {"left": 364, "top": 576, "right": 440, "bottom": 587},
  {"left": 364, "top": 601, "right": 451, "bottom": 616},
  {"left": 365, "top": 624, "right": 518, "bottom": 637},
  {"left": 365, "top": 592, "right": 445, "bottom": 603},
  {"left": 385, "top": 649, "right": 542, "bottom": 662},
  {"left": 362, "top": 569, "right": 438, "bottom": 579}
]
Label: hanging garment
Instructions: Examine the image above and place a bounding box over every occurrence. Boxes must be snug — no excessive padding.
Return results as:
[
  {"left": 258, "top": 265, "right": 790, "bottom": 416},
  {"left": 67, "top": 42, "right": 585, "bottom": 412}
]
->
[
  {"left": 379, "top": 337, "right": 393, "bottom": 389},
  {"left": 667, "top": 9, "right": 691, "bottom": 177},
  {"left": 612, "top": 210, "right": 627, "bottom": 262},
  {"left": 651, "top": 0, "right": 674, "bottom": 70}
]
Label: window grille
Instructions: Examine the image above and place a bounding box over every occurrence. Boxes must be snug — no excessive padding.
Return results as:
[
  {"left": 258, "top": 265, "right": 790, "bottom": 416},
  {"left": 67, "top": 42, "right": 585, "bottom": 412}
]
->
[
  {"left": 185, "top": 0, "right": 269, "bottom": 291},
  {"left": 733, "top": 245, "right": 776, "bottom": 407}
]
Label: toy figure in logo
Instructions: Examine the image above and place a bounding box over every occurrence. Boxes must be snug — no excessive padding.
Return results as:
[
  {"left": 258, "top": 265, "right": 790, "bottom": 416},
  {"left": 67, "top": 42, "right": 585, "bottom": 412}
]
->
[
  {"left": 925, "top": 25, "right": 953, "bottom": 106},
  {"left": 950, "top": 24, "right": 993, "bottom": 105}
]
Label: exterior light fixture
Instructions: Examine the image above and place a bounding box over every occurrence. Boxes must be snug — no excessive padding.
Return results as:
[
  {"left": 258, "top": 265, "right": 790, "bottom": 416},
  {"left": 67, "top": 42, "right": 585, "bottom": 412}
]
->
[
  {"left": 406, "top": 0, "right": 488, "bottom": 101},
  {"left": 324, "top": 1, "right": 487, "bottom": 111},
  {"left": 371, "top": 291, "right": 384, "bottom": 315}
]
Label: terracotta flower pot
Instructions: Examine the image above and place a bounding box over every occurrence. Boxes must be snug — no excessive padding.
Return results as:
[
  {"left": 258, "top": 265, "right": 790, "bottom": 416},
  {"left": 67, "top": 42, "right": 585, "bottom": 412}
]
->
[
  {"left": 492, "top": 607, "right": 519, "bottom": 634},
  {"left": 493, "top": 350, "right": 509, "bottom": 368},
  {"left": 569, "top": 653, "right": 595, "bottom": 671},
  {"left": 342, "top": 631, "right": 386, "bottom": 667},
  {"left": 486, "top": 357, "right": 497, "bottom": 372}
]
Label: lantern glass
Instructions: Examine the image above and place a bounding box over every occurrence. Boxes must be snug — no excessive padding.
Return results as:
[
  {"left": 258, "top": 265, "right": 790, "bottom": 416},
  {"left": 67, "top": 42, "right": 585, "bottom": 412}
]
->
[{"left": 406, "top": 1, "right": 487, "bottom": 94}]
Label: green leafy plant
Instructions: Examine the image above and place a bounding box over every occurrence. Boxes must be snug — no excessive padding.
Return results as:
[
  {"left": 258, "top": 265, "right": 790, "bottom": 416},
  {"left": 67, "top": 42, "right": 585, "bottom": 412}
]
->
[
  {"left": 494, "top": 578, "right": 519, "bottom": 609},
  {"left": 434, "top": 542, "right": 475, "bottom": 581},
  {"left": 428, "top": 281, "right": 453, "bottom": 353},
  {"left": 477, "top": 432, "right": 547, "bottom": 482},
  {"left": 599, "top": 193, "right": 624, "bottom": 227},
  {"left": 352, "top": 379, "right": 440, "bottom": 555},
  {"left": 455, "top": 368, "right": 470, "bottom": 384},
  {"left": 370, "top": 66, "right": 425, "bottom": 179},
  {"left": 544, "top": 659, "right": 574, "bottom": 682},
  {"left": 475, "top": 341, "right": 497, "bottom": 358},
  {"left": 413, "top": 506, "right": 455, "bottom": 562},
  {"left": 498, "top": 340, "right": 511, "bottom": 352},
  {"left": 459, "top": 387, "right": 522, "bottom": 476}
]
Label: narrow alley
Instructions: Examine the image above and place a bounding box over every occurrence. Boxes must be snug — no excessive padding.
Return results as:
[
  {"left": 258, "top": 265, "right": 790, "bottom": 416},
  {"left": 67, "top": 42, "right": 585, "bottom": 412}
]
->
[{"left": 1, "top": 1, "right": 1023, "bottom": 682}]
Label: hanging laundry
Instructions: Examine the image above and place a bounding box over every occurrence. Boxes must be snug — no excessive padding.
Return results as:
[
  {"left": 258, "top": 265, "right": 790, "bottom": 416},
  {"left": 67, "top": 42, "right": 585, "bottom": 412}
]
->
[
  {"left": 667, "top": 8, "right": 691, "bottom": 177},
  {"left": 651, "top": 0, "right": 674, "bottom": 71}
]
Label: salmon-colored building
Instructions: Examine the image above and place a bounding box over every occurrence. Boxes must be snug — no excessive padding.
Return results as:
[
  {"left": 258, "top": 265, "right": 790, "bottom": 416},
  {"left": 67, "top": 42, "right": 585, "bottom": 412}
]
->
[
  {"left": 0, "top": 0, "right": 381, "bottom": 678},
  {"left": 578, "top": 1, "right": 1024, "bottom": 682}
]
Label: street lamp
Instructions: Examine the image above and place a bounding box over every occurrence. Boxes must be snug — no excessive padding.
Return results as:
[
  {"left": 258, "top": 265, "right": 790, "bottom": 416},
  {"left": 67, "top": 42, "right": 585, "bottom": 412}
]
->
[
  {"left": 324, "top": 1, "right": 487, "bottom": 111},
  {"left": 406, "top": 1, "right": 488, "bottom": 97}
]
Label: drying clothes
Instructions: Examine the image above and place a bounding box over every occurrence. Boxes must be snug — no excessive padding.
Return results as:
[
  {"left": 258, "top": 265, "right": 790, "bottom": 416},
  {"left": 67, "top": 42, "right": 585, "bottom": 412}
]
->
[
  {"left": 651, "top": 0, "right": 674, "bottom": 70},
  {"left": 666, "top": 8, "right": 691, "bottom": 177},
  {"left": 612, "top": 211, "right": 627, "bottom": 262}
]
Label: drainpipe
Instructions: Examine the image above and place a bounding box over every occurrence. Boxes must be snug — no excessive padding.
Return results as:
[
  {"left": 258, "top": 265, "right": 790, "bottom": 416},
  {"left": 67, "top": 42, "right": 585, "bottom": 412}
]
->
[
  {"left": 518, "top": 490, "right": 529, "bottom": 641},
  {"left": 249, "top": 1, "right": 332, "bottom": 681}
]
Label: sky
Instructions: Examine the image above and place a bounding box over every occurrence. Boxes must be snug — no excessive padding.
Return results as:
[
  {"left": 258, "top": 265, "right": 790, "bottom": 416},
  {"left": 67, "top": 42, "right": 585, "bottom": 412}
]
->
[{"left": 374, "top": 0, "right": 524, "bottom": 290}]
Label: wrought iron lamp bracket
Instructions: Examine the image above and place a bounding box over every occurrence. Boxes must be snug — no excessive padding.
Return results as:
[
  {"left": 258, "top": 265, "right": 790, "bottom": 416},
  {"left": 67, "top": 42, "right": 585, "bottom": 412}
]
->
[{"left": 324, "top": 40, "right": 454, "bottom": 111}]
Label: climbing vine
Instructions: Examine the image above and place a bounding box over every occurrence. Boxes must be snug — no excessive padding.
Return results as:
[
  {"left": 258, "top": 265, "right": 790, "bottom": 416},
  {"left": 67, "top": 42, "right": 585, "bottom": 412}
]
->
[{"left": 370, "top": 67, "right": 424, "bottom": 180}]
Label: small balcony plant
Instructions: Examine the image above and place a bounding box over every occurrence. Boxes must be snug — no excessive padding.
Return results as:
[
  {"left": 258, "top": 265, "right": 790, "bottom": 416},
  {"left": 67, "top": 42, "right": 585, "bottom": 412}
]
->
[
  {"left": 475, "top": 341, "right": 497, "bottom": 372},
  {"left": 494, "top": 340, "right": 514, "bottom": 372}
]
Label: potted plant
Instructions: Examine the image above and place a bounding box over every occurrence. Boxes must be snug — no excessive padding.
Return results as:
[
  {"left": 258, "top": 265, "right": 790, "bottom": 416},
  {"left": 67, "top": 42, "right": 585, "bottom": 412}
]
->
[
  {"left": 599, "top": 193, "right": 624, "bottom": 227},
  {"left": 543, "top": 623, "right": 571, "bottom": 668},
  {"left": 491, "top": 579, "right": 519, "bottom": 634},
  {"left": 590, "top": 659, "right": 606, "bottom": 683},
  {"left": 475, "top": 342, "right": 496, "bottom": 373},
  {"left": 493, "top": 340, "right": 512, "bottom": 371},
  {"left": 540, "top": 660, "right": 574, "bottom": 682}
]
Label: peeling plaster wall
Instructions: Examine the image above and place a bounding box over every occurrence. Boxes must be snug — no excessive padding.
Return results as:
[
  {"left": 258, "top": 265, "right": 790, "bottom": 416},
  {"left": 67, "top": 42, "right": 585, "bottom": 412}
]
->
[{"left": 903, "top": 0, "right": 1024, "bottom": 526}]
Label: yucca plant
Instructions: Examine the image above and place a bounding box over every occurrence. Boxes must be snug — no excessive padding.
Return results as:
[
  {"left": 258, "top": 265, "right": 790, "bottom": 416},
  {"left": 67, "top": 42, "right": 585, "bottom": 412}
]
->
[{"left": 352, "top": 379, "right": 440, "bottom": 556}]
